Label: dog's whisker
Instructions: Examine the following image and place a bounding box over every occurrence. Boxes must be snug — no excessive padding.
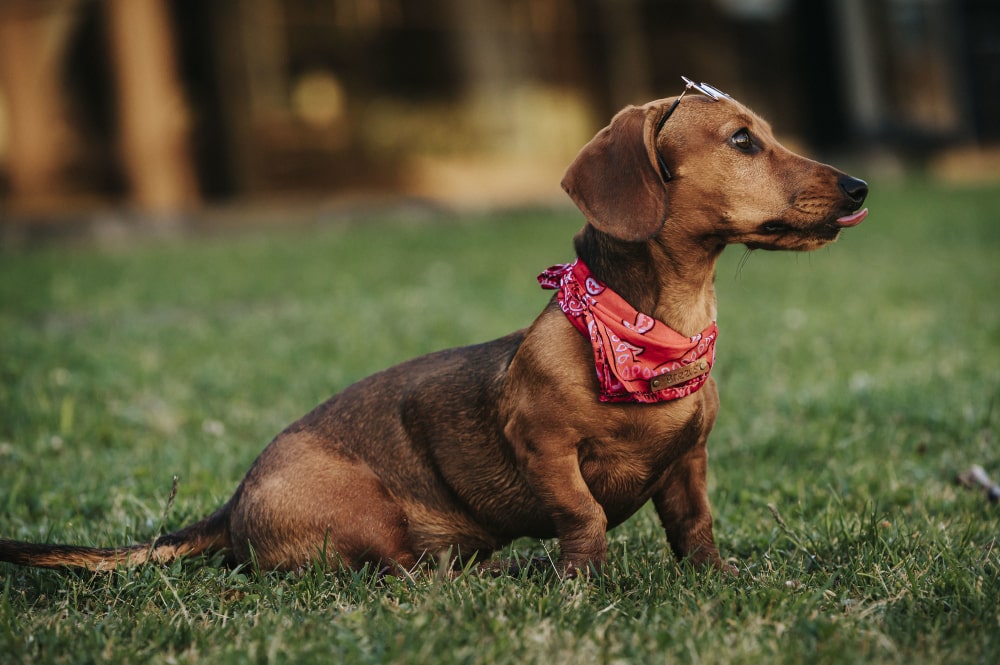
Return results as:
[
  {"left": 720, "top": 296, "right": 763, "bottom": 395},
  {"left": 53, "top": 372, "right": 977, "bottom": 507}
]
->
[{"left": 735, "top": 248, "right": 754, "bottom": 280}]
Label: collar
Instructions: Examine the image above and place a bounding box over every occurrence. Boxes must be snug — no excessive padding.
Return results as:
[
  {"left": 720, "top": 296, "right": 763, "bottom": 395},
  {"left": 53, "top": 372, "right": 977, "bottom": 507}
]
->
[{"left": 538, "top": 259, "right": 717, "bottom": 404}]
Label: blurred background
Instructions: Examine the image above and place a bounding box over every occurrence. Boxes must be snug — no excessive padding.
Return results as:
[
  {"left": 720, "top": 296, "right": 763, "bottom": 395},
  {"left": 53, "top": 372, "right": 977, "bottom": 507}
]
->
[{"left": 0, "top": 0, "right": 997, "bottom": 226}]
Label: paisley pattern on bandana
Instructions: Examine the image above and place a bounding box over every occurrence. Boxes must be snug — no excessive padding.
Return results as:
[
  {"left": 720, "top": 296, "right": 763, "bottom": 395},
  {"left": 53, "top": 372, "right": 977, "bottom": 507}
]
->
[{"left": 538, "top": 259, "right": 717, "bottom": 403}]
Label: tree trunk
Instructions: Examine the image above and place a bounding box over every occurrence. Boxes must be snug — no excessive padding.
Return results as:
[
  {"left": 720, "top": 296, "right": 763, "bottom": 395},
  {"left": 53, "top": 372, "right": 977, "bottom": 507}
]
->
[
  {"left": 0, "top": 3, "right": 77, "bottom": 212},
  {"left": 104, "top": 0, "right": 198, "bottom": 213}
]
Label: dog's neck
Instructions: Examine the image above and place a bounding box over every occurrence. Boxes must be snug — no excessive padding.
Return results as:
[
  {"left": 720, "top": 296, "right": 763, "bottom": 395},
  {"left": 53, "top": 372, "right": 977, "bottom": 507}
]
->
[{"left": 574, "top": 225, "right": 721, "bottom": 338}]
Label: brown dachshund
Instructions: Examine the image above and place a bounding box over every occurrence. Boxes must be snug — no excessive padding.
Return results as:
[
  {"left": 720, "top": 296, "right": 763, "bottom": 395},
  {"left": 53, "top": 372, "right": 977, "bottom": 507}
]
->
[{"left": 0, "top": 79, "right": 867, "bottom": 577}]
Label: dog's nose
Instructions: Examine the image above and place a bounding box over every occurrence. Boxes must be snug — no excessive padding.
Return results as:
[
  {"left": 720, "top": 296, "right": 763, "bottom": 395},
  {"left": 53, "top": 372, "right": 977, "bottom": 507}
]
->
[{"left": 838, "top": 175, "right": 868, "bottom": 207}]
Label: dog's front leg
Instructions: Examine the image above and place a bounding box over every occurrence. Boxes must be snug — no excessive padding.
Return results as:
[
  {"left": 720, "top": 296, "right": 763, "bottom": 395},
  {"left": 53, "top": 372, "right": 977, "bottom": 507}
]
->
[
  {"left": 651, "top": 440, "right": 736, "bottom": 575},
  {"left": 507, "top": 422, "right": 607, "bottom": 576},
  {"left": 651, "top": 441, "right": 720, "bottom": 566},
  {"left": 651, "top": 385, "right": 735, "bottom": 575},
  {"left": 531, "top": 452, "right": 608, "bottom": 577}
]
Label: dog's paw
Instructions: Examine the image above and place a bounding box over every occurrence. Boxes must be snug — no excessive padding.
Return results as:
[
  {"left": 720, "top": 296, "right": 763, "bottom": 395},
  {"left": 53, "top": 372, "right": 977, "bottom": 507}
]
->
[
  {"left": 557, "top": 557, "right": 604, "bottom": 580},
  {"left": 718, "top": 559, "right": 740, "bottom": 577},
  {"left": 693, "top": 553, "right": 738, "bottom": 577}
]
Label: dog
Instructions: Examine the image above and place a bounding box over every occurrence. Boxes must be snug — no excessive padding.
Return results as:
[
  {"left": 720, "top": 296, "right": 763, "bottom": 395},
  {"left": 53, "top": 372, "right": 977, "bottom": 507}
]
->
[{"left": 0, "top": 78, "right": 867, "bottom": 577}]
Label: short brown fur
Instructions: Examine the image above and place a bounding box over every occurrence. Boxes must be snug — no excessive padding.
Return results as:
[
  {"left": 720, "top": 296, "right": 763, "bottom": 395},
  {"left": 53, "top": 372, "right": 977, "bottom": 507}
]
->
[{"left": 0, "top": 93, "right": 867, "bottom": 577}]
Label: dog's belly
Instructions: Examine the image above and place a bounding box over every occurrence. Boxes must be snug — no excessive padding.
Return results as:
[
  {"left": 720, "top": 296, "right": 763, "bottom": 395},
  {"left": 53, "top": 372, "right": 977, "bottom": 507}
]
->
[{"left": 399, "top": 396, "right": 709, "bottom": 547}]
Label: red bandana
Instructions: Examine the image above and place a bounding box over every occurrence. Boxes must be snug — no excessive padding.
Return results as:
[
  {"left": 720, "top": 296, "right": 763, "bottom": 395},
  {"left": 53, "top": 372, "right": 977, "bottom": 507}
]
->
[{"left": 538, "top": 259, "right": 717, "bottom": 403}]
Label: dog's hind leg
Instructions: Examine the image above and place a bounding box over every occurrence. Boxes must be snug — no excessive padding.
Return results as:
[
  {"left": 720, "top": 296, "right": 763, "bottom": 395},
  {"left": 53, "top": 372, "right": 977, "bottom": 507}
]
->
[{"left": 227, "top": 435, "right": 417, "bottom": 573}]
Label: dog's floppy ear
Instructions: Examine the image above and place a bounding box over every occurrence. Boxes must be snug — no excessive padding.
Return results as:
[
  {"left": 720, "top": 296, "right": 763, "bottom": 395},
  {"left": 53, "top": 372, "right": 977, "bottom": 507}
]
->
[{"left": 561, "top": 104, "right": 668, "bottom": 242}]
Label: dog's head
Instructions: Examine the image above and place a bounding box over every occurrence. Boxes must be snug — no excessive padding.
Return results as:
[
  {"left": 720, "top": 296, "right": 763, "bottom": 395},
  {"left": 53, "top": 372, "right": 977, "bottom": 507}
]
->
[{"left": 562, "top": 86, "right": 868, "bottom": 251}]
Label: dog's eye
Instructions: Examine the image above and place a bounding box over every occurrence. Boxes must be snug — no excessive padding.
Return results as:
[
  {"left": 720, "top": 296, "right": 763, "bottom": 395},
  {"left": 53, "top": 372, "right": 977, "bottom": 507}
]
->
[{"left": 731, "top": 129, "right": 757, "bottom": 153}]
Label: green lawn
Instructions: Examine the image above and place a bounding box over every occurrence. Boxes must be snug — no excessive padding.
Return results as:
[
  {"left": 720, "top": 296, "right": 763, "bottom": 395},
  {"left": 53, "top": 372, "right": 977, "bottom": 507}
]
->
[{"left": 1, "top": 179, "right": 998, "bottom": 664}]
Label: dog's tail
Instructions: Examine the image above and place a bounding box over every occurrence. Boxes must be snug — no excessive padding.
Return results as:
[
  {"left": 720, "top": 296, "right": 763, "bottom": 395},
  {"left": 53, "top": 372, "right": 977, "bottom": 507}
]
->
[{"left": 0, "top": 505, "right": 232, "bottom": 572}]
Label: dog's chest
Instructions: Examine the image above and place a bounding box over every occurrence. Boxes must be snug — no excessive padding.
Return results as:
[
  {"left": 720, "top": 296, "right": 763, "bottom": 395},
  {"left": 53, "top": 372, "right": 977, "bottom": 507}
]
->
[{"left": 578, "top": 403, "right": 705, "bottom": 526}]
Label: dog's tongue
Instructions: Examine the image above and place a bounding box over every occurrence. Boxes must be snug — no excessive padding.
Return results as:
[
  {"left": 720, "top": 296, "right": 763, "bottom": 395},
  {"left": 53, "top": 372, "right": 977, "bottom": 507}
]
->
[{"left": 836, "top": 208, "right": 868, "bottom": 227}]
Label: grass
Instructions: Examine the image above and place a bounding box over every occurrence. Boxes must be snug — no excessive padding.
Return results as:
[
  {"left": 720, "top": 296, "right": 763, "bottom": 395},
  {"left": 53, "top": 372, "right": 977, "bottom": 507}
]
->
[{"left": 1, "top": 179, "right": 998, "bottom": 664}]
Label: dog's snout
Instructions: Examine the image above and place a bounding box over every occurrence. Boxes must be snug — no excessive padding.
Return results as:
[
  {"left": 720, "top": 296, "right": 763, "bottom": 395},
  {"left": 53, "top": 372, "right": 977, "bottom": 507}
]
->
[{"left": 838, "top": 175, "right": 868, "bottom": 207}]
